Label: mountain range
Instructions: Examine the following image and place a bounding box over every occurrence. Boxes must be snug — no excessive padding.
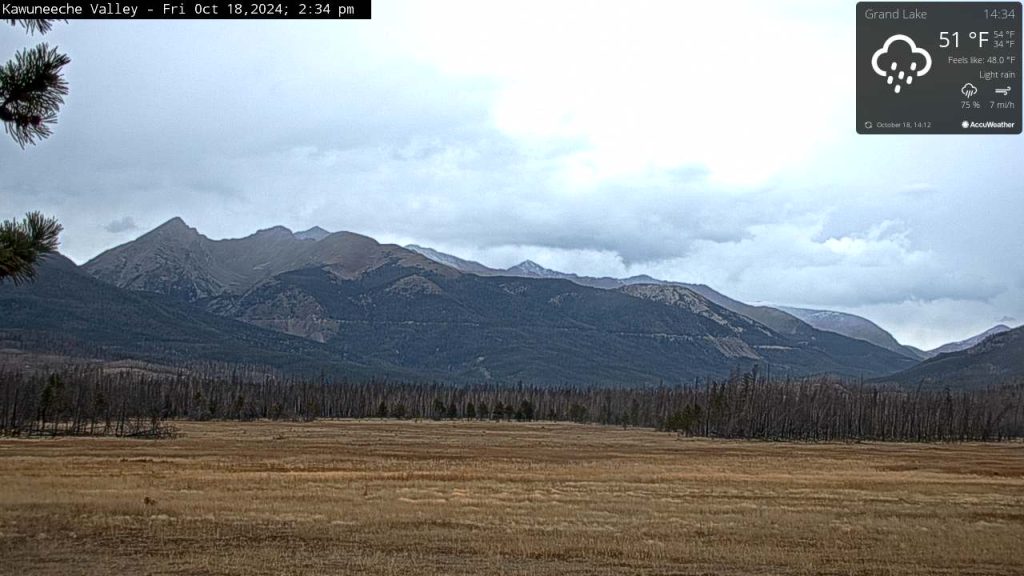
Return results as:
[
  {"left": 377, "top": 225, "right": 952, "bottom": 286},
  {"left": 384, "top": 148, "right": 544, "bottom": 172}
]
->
[
  {"left": 878, "top": 325, "right": 1024, "bottom": 390},
  {"left": 403, "top": 245, "right": 992, "bottom": 362},
  {"left": 928, "top": 324, "right": 1012, "bottom": 356},
  {"left": 0, "top": 253, "right": 387, "bottom": 378},
  {"left": 778, "top": 307, "right": 931, "bottom": 360},
  {"left": 79, "top": 219, "right": 919, "bottom": 383},
  {"left": 1, "top": 218, "right": 1018, "bottom": 389}
]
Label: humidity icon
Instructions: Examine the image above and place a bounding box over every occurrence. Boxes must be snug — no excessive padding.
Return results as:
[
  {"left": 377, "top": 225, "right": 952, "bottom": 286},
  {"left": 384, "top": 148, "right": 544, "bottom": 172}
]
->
[{"left": 871, "top": 34, "right": 932, "bottom": 94}]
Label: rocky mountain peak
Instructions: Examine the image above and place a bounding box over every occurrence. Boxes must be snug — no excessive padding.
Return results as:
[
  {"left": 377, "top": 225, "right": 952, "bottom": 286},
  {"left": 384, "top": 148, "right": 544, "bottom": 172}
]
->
[
  {"left": 294, "top": 226, "right": 331, "bottom": 241},
  {"left": 149, "top": 217, "right": 201, "bottom": 240},
  {"left": 253, "top": 225, "right": 294, "bottom": 237},
  {"left": 508, "top": 260, "right": 555, "bottom": 277}
]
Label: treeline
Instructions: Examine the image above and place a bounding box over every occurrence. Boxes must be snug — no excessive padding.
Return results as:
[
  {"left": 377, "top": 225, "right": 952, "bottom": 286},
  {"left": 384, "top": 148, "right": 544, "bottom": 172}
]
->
[
  {"left": 1, "top": 366, "right": 1022, "bottom": 441},
  {"left": 0, "top": 370, "right": 174, "bottom": 437}
]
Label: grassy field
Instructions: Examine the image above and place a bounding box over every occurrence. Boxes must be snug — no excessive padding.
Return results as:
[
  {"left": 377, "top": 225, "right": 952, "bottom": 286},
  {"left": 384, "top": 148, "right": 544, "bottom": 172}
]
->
[{"left": 1, "top": 421, "right": 1022, "bottom": 575}]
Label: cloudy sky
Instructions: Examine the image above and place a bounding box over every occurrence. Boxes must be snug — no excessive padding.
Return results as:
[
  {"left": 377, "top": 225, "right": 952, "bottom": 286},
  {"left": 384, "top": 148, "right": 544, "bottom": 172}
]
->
[{"left": 1, "top": 1, "right": 1021, "bottom": 349}]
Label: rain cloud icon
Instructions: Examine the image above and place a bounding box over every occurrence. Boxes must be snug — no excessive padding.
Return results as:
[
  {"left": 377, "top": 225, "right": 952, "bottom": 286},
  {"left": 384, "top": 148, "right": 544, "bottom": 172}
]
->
[{"left": 871, "top": 34, "right": 932, "bottom": 94}]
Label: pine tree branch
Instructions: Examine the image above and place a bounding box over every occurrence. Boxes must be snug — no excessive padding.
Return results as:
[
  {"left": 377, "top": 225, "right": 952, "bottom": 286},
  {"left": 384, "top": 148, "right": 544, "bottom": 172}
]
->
[
  {"left": 0, "top": 212, "right": 63, "bottom": 284},
  {"left": 4, "top": 19, "right": 63, "bottom": 35},
  {"left": 0, "top": 43, "right": 70, "bottom": 147}
]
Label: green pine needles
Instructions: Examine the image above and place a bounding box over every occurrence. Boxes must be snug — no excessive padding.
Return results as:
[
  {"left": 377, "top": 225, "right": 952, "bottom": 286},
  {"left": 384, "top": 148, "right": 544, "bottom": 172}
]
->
[
  {"left": 1, "top": 19, "right": 70, "bottom": 147},
  {"left": 4, "top": 19, "right": 59, "bottom": 35},
  {"left": 1, "top": 20, "right": 67, "bottom": 284},
  {"left": 0, "top": 212, "right": 63, "bottom": 284}
]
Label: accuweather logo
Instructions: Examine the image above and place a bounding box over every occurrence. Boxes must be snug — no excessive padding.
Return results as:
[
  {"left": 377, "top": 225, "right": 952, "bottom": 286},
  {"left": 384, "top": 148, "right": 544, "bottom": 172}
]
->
[
  {"left": 962, "top": 120, "right": 1016, "bottom": 129},
  {"left": 872, "top": 34, "right": 932, "bottom": 94}
]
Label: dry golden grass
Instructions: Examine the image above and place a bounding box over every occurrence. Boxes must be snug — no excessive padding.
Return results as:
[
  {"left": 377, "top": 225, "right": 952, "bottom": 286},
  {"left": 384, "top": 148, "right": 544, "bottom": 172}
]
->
[{"left": 1, "top": 420, "right": 1023, "bottom": 575}]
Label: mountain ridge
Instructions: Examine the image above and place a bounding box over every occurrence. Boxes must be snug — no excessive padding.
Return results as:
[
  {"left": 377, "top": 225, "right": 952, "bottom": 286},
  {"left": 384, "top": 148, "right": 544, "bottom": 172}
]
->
[
  {"left": 0, "top": 254, "right": 397, "bottom": 378},
  {"left": 405, "top": 244, "right": 918, "bottom": 354},
  {"left": 405, "top": 243, "right": 1005, "bottom": 363},
  {"left": 69, "top": 219, "right": 920, "bottom": 384},
  {"left": 780, "top": 306, "right": 928, "bottom": 361},
  {"left": 878, "top": 325, "right": 1024, "bottom": 390},
  {"left": 83, "top": 218, "right": 453, "bottom": 301},
  {"left": 294, "top": 226, "right": 331, "bottom": 241},
  {"left": 929, "top": 324, "right": 1012, "bottom": 356}
]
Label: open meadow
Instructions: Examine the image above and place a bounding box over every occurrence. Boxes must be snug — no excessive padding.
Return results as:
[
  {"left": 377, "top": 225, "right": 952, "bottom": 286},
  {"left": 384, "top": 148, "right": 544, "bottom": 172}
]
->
[{"left": 1, "top": 421, "right": 1023, "bottom": 575}]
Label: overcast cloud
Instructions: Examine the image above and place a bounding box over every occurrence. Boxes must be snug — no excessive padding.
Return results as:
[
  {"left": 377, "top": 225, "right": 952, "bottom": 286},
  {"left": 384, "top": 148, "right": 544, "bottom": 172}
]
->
[{"left": 1, "top": 0, "right": 1021, "bottom": 349}]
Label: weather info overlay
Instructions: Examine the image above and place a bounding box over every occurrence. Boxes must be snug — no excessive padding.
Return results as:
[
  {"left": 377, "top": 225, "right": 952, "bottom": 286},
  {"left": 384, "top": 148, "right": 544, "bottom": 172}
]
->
[{"left": 857, "top": 2, "right": 1022, "bottom": 134}]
